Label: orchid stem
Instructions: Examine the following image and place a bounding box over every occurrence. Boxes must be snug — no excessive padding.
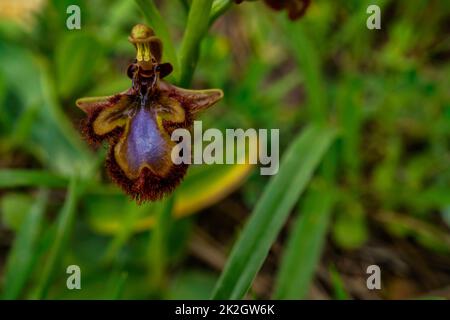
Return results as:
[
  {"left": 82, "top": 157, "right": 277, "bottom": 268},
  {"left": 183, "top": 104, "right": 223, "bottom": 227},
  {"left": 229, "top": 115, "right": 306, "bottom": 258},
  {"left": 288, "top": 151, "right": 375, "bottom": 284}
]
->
[
  {"left": 178, "top": 0, "right": 214, "bottom": 87},
  {"left": 210, "top": 0, "right": 233, "bottom": 26}
]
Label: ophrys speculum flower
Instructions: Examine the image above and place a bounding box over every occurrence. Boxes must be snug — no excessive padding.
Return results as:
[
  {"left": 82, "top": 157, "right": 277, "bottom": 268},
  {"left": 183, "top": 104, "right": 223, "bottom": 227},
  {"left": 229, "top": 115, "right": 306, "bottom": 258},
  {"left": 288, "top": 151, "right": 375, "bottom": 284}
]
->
[{"left": 76, "top": 24, "right": 223, "bottom": 202}]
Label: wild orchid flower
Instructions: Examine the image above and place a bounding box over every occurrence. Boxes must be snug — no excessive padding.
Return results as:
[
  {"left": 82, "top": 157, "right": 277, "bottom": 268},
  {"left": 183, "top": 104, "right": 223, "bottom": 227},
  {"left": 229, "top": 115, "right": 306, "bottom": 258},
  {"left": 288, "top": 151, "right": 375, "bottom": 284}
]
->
[{"left": 76, "top": 24, "right": 223, "bottom": 202}]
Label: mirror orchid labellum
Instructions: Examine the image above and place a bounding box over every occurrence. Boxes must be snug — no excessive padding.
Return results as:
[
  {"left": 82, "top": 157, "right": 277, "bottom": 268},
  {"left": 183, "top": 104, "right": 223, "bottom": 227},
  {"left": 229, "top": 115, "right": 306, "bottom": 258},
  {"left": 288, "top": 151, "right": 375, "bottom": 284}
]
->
[{"left": 76, "top": 24, "right": 223, "bottom": 202}]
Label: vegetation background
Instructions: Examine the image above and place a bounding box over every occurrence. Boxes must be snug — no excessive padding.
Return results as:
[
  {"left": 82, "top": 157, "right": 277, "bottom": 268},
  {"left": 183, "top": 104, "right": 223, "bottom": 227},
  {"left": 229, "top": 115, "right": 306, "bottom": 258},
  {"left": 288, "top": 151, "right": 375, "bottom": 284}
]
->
[{"left": 0, "top": 0, "right": 449, "bottom": 299}]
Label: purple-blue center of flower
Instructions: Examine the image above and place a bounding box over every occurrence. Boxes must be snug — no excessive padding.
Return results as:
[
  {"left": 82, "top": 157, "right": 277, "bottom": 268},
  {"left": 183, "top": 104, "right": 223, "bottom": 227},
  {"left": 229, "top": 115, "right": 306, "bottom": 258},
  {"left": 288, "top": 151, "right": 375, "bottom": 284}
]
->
[{"left": 126, "top": 106, "right": 168, "bottom": 174}]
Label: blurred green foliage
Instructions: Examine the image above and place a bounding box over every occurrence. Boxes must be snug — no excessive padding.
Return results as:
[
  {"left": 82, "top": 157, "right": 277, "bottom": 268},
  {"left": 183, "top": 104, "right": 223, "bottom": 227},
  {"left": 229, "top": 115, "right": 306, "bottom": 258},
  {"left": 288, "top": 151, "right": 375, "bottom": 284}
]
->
[{"left": 0, "top": 0, "right": 449, "bottom": 299}]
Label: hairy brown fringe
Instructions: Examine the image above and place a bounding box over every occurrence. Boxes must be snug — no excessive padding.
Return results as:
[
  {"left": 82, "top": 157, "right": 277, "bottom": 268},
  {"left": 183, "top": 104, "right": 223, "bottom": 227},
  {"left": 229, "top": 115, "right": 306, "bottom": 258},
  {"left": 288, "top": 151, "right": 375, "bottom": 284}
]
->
[
  {"left": 81, "top": 106, "right": 195, "bottom": 203},
  {"left": 105, "top": 145, "right": 188, "bottom": 203}
]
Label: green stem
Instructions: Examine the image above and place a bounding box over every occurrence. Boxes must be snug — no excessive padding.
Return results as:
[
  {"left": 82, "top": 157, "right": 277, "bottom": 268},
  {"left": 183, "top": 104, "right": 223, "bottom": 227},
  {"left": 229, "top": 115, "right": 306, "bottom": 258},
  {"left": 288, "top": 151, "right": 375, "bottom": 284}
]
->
[
  {"left": 178, "top": 0, "right": 191, "bottom": 13},
  {"left": 147, "top": 194, "right": 176, "bottom": 295},
  {"left": 178, "top": 0, "right": 214, "bottom": 87},
  {"left": 210, "top": 0, "right": 233, "bottom": 25},
  {"left": 135, "top": 0, "right": 180, "bottom": 80},
  {"left": 102, "top": 202, "right": 150, "bottom": 265},
  {"left": 33, "top": 177, "right": 82, "bottom": 299}
]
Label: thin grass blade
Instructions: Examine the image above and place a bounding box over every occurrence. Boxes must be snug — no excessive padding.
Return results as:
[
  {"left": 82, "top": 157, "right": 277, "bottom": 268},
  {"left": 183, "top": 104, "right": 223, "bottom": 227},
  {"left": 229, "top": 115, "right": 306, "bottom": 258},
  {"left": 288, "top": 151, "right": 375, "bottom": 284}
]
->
[
  {"left": 33, "top": 177, "right": 82, "bottom": 299},
  {"left": 274, "top": 185, "right": 335, "bottom": 299},
  {"left": 0, "top": 170, "right": 68, "bottom": 188},
  {"left": 211, "top": 124, "right": 337, "bottom": 299},
  {"left": 2, "top": 190, "right": 48, "bottom": 299}
]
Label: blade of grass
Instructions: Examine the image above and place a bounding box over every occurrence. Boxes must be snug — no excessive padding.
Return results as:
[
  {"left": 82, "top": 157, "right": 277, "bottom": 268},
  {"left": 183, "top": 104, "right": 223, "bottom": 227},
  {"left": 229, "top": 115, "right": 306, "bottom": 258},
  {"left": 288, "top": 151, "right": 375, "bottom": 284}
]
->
[
  {"left": 281, "top": 20, "right": 327, "bottom": 124},
  {"left": 37, "top": 57, "right": 93, "bottom": 162},
  {"left": 178, "top": 0, "right": 213, "bottom": 86},
  {"left": 9, "top": 104, "right": 39, "bottom": 148},
  {"left": 336, "top": 77, "right": 363, "bottom": 187},
  {"left": 2, "top": 190, "right": 48, "bottom": 299},
  {"left": 211, "top": 124, "right": 337, "bottom": 299},
  {"left": 273, "top": 184, "right": 335, "bottom": 299},
  {"left": 178, "top": 0, "right": 190, "bottom": 13},
  {"left": 33, "top": 177, "right": 82, "bottom": 299},
  {"left": 135, "top": 0, "right": 180, "bottom": 80},
  {"left": 107, "top": 272, "right": 128, "bottom": 300},
  {"left": 329, "top": 264, "right": 350, "bottom": 300},
  {"left": 102, "top": 201, "right": 158, "bottom": 264},
  {"left": 0, "top": 169, "right": 68, "bottom": 188}
]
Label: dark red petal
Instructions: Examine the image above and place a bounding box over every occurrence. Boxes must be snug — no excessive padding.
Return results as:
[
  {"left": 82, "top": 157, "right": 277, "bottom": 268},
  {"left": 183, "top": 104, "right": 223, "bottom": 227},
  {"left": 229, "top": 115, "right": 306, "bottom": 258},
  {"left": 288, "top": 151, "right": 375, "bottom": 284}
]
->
[
  {"left": 158, "top": 81, "right": 223, "bottom": 115},
  {"left": 158, "top": 62, "right": 173, "bottom": 78},
  {"left": 264, "top": 0, "right": 288, "bottom": 11}
]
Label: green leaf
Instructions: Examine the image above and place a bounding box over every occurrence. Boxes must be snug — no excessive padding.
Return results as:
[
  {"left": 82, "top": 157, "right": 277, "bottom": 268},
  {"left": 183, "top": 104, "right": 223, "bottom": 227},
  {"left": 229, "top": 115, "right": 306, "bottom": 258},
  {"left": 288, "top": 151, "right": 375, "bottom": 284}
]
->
[
  {"left": 40, "top": 71, "right": 91, "bottom": 153},
  {"left": 55, "top": 32, "right": 104, "bottom": 98},
  {"left": 336, "top": 77, "right": 363, "bottom": 186},
  {"left": 377, "top": 212, "right": 450, "bottom": 254},
  {"left": 211, "top": 124, "right": 337, "bottom": 299},
  {"left": 0, "top": 170, "right": 69, "bottom": 188},
  {"left": 273, "top": 185, "right": 335, "bottom": 299},
  {"left": 282, "top": 21, "right": 327, "bottom": 123},
  {"left": 0, "top": 43, "right": 41, "bottom": 107},
  {"left": 0, "top": 44, "right": 93, "bottom": 174},
  {"left": 102, "top": 200, "right": 160, "bottom": 264},
  {"left": 0, "top": 193, "right": 34, "bottom": 231},
  {"left": 107, "top": 272, "right": 128, "bottom": 300},
  {"left": 33, "top": 177, "right": 82, "bottom": 299},
  {"left": 170, "top": 271, "right": 217, "bottom": 300},
  {"left": 329, "top": 264, "right": 349, "bottom": 300},
  {"left": 2, "top": 191, "right": 48, "bottom": 299},
  {"left": 332, "top": 198, "right": 368, "bottom": 250}
]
